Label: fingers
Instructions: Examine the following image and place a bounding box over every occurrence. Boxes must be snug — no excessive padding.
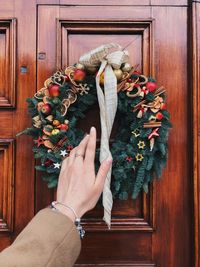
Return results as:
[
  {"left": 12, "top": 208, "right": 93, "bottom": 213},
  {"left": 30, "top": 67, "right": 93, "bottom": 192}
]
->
[
  {"left": 94, "top": 156, "right": 113, "bottom": 194},
  {"left": 67, "top": 147, "right": 77, "bottom": 166},
  {"left": 85, "top": 127, "right": 96, "bottom": 166},
  {"left": 68, "top": 134, "right": 89, "bottom": 166},
  {"left": 75, "top": 134, "right": 89, "bottom": 159}
]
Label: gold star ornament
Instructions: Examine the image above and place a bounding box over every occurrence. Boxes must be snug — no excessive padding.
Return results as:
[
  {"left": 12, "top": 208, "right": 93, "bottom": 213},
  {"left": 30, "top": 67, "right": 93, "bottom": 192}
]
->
[
  {"left": 132, "top": 128, "right": 140, "bottom": 137},
  {"left": 137, "top": 140, "right": 146, "bottom": 149},
  {"left": 135, "top": 153, "right": 144, "bottom": 161}
]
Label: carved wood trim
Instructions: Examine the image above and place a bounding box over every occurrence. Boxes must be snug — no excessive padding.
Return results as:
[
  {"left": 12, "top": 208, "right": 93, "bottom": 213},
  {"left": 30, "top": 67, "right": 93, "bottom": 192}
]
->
[
  {"left": 0, "top": 139, "right": 15, "bottom": 232},
  {"left": 192, "top": 2, "right": 200, "bottom": 266},
  {"left": 0, "top": 19, "right": 16, "bottom": 108},
  {"left": 56, "top": 19, "right": 154, "bottom": 75},
  {"left": 74, "top": 264, "right": 155, "bottom": 267},
  {"left": 58, "top": 0, "right": 187, "bottom": 6}
]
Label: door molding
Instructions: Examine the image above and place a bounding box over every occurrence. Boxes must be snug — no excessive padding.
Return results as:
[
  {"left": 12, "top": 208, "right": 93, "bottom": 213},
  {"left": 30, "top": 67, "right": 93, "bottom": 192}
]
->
[{"left": 191, "top": 1, "right": 200, "bottom": 267}]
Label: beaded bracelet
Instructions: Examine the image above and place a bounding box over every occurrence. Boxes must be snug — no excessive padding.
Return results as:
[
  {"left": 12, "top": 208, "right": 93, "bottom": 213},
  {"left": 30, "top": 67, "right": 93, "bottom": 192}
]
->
[{"left": 50, "top": 201, "right": 85, "bottom": 239}]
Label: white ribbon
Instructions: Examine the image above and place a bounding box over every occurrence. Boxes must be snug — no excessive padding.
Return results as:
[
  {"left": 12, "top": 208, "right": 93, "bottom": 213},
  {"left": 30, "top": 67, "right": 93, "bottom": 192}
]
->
[{"left": 79, "top": 43, "right": 129, "bottom": 228}]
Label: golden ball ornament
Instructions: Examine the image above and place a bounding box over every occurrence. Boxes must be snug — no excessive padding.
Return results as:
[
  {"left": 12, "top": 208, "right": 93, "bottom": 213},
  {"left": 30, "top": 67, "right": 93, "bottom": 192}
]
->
[
  {"left": 51, "top": 129, "right": 60, "bottom": 135},
  {"left": 75, "top": 63, "right": 85, "bottom": 70},
  {"left": 121, "top": 62, "right": 131, "bottom": 72},
  {"left": 114, "top": 69, "right": 123, "bottom": 81},
  {"left": 53, "top": 120, "right": 60, "bottom": 126}
]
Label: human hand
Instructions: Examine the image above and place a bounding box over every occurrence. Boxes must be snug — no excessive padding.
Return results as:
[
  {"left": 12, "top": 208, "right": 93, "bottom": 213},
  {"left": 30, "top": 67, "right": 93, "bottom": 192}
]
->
[{"left": 56, "top": 126, "right": 112, "bottom": 222}]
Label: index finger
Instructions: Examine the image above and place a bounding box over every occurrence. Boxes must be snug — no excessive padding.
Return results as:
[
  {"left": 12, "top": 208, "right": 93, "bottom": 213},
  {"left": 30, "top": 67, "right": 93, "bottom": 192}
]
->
[{"left": 84, "top": 126, "right": 96, "bottom": 166}]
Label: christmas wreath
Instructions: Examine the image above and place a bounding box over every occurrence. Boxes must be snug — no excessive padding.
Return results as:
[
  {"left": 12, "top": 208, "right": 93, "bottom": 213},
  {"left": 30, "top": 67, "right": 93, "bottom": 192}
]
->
[{"left": 19, "top": 43, "right": 171, "bottom": 225}]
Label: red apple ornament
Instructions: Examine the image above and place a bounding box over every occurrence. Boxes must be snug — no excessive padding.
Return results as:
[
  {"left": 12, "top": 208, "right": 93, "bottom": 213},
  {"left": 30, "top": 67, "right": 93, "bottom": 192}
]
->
[
  {"left": 65, "top": 75, "right": 69, "bottom": 82},
  {"left": 73, "top": 69, "right": 86, "bottom": 82},
  {"left": 156, "top": 112, "right": 164, "bottom": 120},
  {"left": 41, "top": 103, "right": 52, "bottom": 115},
  {"left": 57, "top": 124, "right": 69, "bottom": 131},
  {"left": 49, "top": 84, "right": 60, "bottom": 97},
  {"left": 146, "top": 81, "right": 157, "bottom": 92}
]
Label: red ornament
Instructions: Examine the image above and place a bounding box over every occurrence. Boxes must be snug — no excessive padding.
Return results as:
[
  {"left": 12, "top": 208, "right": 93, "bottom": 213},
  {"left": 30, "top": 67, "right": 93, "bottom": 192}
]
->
[
  {"left": 41, "top": 103, "right": 52, "bottom": 115},
  {"left": 133, "top": 71, "right": 140, "bottom": 75},
  {"left": 125, "top": 156, "right": 133, "bottom": 162},
  {"left": 49, "top": 84, "right": 60, "bottom": 97},
  {"left": 156, "top": 112, "right": 164, "bottom": 120},
  {"left": 161, "top": 103, "right": 167, "bottom": 110},
  {"left": 57, "top": 124, "right": 69, "bottom": 131},
  {"left": 148, "top": 128, "right": 159, "bottom": 140},
  {"left": 67, "top": 145, "right": 73, "bottom": 152},
  {"left": 146, "top": 81, "right": 157, "bottom": 92},
  {"left": 44, "top": 159, "right": 53, "bottom": 167},
  {"left": 65, "top": 75, "right": 69, "bottom": 82},
  {"left": 34, "top": 136, "right": 44, "bottom": 147},
  {"left": 73, "top": 69, "right": 86, "bottom": 82}
]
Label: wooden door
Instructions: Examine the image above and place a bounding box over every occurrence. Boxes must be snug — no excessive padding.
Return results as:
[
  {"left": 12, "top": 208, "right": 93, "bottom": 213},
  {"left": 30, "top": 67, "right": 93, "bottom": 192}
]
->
[
  {"left": 0, "top": 1, "right": 199, "bottom": 267},
  {"left": 36, "top": 3, "right": 192, "bottom": 267}
]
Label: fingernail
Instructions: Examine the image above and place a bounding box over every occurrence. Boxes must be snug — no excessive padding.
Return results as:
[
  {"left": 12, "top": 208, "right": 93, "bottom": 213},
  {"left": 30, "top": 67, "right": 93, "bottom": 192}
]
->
[
  {"left": 106, "top": 156, "right": 113, "bottom": 163},
  {"left": 90, "top": 126, "right": 95, "bottom": 133}
]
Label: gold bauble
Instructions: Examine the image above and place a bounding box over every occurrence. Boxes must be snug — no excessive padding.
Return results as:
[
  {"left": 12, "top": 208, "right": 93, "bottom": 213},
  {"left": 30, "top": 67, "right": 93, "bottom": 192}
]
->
[
  {"left": 53, "top": 120, "right": 60, "bottom": 126},
  {"left": 121, "top": 62, "right": 131, "bottom": 72},
  {"left": 51, "top": 129, "right": 60, "bottom": 135},
  {"left": 75, "top": 63, "right": 85, "bottom": 70},
  {"left": 114, "top": 69, "right": 123, "bottom": 81}
]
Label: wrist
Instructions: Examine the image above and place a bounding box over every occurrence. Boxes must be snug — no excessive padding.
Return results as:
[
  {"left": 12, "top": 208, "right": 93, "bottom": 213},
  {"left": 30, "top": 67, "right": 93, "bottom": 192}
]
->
[
  {"left": 50, "top": 201, "right": 85, "bottom": 239},
  {"left": 55, "top": 205, "right": 76, "bottom": 223}
]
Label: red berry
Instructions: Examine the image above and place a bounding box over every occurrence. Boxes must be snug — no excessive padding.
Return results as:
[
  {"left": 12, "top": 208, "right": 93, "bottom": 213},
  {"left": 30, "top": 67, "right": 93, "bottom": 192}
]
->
[
  {"left": 156, "top": 112, "right": 164, "bottom": 120},
  {"left": 49, "top": 84, "right": 60, "bottom": 97},
  {"left": 161, "top": 103, "right": 167, "bottom": 110},
  {"left": 73, "top": 69, "right": 86, "bottom": 82},
  {"left": 65, "top": 75, "right": 69, "bottom": 81},
  {"left": 146, "top": 81, "right": 157, "bottom": 92},
  {"left": 57, "top": 124, "right": 68, "bottom": 131},
  {"left": 133, "top": 71, "right": 140, "bottom": 75},
  {"left": 44, "top": 159, "right": 53, "bottom": 167},
  {"left": 67, "top": 145, "right": 73, "bottom": 151},
  {"left": 41, "top": 103, "right": 51, "bottom": 115}
]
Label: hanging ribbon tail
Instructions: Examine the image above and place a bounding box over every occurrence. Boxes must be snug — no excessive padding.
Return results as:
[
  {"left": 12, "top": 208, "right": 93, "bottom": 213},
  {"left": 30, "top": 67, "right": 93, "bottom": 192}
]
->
[
  {"left": 95, "top": 61, "right": 118, "bottom": 228},
  {"left": 103, "top": 65, "right": 118, "bottom": 228},
  {"left": 79, "top": 43, "right": 129, "bottom": 228}
]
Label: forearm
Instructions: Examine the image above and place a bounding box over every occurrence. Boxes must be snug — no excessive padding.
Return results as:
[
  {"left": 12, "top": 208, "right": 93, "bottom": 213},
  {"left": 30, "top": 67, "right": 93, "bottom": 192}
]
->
[{"left": 0, "top": 208, "right": 81, "bottom": 267}]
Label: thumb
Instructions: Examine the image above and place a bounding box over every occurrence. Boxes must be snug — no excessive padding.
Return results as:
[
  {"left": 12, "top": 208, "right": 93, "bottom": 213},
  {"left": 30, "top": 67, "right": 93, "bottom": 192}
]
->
[{"left": 94, "top": 156, "right": 113, "bottom": 193}]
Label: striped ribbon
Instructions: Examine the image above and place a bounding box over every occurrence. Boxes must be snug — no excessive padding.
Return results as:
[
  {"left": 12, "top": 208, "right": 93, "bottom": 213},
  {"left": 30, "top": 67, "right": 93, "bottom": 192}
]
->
[{"left": 79, "top": 43, "right": 129, "bottom": 228}]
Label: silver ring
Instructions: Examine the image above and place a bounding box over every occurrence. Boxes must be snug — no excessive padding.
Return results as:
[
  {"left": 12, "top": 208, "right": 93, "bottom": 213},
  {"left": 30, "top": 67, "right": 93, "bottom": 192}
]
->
[{"left": 75, "top": 153, "right": 84, "bottom": 158}]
